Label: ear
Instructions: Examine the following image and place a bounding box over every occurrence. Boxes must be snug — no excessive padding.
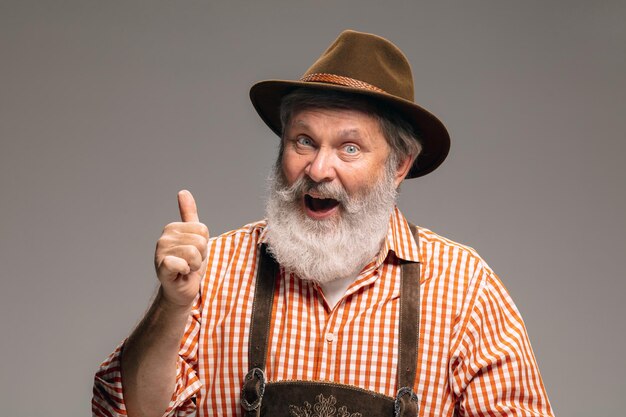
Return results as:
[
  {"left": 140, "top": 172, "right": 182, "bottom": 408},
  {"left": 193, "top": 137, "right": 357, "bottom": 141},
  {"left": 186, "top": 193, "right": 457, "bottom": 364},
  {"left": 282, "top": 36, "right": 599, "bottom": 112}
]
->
[{"left": 393, "top": 154, "right": 415, "bottom": 187}]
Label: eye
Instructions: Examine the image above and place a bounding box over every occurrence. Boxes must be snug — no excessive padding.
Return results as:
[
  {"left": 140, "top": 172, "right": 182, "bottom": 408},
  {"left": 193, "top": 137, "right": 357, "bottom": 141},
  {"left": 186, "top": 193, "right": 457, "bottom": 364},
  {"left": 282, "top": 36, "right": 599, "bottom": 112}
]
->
[
  {"left": 344, "top": 144, "right": 359, "bottom": 154},
  {"left": 296, "top": 136, "right": 314, "bottom": 147}
]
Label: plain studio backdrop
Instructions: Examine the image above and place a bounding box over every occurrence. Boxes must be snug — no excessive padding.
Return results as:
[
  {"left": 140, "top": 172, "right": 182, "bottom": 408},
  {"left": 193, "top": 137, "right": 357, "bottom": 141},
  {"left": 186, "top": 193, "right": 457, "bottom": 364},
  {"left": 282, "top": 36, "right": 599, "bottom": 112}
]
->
[{"left": 1, "top": 1, "right": 624, "bottom": 416}]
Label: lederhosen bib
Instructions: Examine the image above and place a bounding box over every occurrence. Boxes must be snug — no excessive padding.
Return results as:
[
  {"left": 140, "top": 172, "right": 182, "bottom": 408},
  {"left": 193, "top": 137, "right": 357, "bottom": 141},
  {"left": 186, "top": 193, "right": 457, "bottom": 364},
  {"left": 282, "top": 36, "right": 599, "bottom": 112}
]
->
[{"left": 241, "top": 225, "right": 421, "bottom": 417}]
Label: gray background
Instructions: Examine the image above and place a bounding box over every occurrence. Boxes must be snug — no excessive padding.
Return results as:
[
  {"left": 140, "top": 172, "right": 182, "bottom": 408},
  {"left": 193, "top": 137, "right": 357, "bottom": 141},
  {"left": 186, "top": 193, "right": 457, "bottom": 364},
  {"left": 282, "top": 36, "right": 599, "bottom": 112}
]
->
[{"left": 1, "top": 1, "right": 624, "bottom": 415}]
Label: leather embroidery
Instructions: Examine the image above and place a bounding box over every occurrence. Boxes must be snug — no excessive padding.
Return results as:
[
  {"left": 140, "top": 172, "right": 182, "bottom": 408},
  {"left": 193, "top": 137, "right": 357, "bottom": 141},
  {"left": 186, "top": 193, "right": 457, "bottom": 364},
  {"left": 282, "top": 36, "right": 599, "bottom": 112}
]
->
[{"left": 289, "top": 394, "right": 362, "bottom": 417}]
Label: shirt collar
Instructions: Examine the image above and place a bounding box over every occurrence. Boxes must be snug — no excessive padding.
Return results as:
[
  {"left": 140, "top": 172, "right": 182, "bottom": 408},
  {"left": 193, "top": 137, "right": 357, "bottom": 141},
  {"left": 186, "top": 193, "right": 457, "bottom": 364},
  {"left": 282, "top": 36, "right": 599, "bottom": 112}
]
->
[
  {"left": 258, "top": 221, "right": 269, "bottom": 244},
  {"left": 258, "top": 205, "right": 421, "bottom": 265},
  {"left": 375, "top": 205, "right": 421, "bottom": 266}
]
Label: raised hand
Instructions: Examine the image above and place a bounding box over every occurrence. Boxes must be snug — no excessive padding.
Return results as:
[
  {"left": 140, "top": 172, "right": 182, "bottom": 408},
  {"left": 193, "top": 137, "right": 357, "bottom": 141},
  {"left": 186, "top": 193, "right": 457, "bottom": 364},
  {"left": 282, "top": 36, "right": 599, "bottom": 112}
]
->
[{"left": 154, "top": 190, "right": 209, "bottom": 308}]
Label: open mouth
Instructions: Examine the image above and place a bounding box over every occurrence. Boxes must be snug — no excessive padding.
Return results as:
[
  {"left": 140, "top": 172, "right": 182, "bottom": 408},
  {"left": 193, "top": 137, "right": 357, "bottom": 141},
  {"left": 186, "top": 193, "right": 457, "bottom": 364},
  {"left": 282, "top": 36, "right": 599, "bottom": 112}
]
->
[{"left": 304, "top": 194, "right": 340, "bottom": 214}]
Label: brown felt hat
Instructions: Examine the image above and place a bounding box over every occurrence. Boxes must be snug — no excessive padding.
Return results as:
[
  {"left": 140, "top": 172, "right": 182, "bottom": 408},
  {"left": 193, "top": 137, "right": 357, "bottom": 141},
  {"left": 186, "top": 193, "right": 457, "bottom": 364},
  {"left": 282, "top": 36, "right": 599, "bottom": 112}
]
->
[{"left": 249, "top": 30, "right": 450, "bottom": 178}]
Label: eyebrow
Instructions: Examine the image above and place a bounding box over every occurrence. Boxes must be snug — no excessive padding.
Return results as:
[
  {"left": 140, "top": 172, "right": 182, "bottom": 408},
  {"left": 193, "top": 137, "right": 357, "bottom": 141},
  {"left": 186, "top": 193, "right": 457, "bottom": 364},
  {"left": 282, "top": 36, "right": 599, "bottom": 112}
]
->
[
  {"left": 338, "top": 128, "right": 363, "bottom": 139},
  {"left": 291, "top": 120, "right": 309, "bottom": 129},
  {"left": 290, "top": 121, "right": 364, "bottom": 138}
]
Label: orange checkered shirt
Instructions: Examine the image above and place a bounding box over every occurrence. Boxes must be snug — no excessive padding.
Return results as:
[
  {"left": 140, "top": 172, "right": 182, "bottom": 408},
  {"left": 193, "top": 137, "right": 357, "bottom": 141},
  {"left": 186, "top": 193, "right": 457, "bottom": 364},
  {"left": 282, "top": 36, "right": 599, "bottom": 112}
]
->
[{"left": 93, "top": 207, "right": 553, "bottom": 416}]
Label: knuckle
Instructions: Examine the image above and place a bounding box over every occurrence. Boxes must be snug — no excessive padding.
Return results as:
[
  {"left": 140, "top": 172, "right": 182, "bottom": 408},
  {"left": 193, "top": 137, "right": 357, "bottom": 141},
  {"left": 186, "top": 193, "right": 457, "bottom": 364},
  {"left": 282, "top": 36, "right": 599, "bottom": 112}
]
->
[
  {"left": 180, "top": 234, "right": 202, "bottom": 250},
  {"left": 176, "top": 244, "right": 199, "bottom": 261},
  {"left": 155, "top": 235, "right": 174, "bottom": 251},
  {"left": 199, "top": 238, "right": 208, "bottom": 254},
  {"left": 190, "top": 233, "right": 206, "bottom": 247},
  {"left": 198, "top": 237, "right": 209, "bottom": 256},
  {"left": 156, "top": 257, "right": 176, "bottom": 278},
  {"left": 183, "top": 247, "right": 202, "bottom": 269},
  {"left": 163, "top": 222, "right": 183, "bottom": 233}
]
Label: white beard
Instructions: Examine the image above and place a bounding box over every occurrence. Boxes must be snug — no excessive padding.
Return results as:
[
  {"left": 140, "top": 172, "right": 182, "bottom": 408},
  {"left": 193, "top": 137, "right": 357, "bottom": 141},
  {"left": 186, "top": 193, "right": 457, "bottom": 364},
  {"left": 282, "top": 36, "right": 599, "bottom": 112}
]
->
[{"left": 264, "top": 162, "right": 398, "bottom": 284}]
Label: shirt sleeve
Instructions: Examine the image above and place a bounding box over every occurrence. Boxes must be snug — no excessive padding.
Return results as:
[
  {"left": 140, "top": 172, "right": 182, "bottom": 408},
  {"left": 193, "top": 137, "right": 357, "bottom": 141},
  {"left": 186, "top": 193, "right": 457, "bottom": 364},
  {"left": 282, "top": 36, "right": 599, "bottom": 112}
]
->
[
  {"left": 450, "top": 266, "right": 554, "bottom": 417},
  {"left": 92, "top": 297, "right": 203, "bottom": 417}
]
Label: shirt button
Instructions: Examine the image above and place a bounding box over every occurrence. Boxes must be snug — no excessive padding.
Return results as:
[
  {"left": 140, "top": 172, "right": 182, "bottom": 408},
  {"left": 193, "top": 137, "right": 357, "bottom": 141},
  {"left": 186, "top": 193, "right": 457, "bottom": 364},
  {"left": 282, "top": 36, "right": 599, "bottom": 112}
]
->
[{"left": 325, "top": 333, "right": 335, "bottom": 342}]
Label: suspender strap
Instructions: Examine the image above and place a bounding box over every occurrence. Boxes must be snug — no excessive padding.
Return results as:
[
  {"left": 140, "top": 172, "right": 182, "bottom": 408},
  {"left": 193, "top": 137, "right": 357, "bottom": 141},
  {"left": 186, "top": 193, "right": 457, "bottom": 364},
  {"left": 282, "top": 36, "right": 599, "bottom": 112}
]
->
[
  {"left": 397, "top": 223, "right": 421, "bottom": 388},
  {"left": 248, "top": 244, "right": 278, "bottom": 370},
  {"left": 241, "top": 244, "right": 278, "bottom": 416},
  {"left": 394, "top": 223, "right": 421, "bottom": 416}
]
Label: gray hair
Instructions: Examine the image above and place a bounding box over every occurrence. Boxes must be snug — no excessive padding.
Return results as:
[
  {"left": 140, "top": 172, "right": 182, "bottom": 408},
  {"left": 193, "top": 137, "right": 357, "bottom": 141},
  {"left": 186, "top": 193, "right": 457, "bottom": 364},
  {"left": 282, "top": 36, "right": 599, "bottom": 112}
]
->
[{"left": 278, "top": 88, "right": 422, "bottom": 169}]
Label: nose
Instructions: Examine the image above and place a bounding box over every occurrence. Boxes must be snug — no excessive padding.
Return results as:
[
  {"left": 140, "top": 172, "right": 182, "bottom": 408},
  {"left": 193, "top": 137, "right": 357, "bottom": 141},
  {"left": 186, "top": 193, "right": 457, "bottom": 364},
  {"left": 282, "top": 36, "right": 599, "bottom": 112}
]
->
[{"left": 305, "top": 148, "right": 336, "bottom": 183}]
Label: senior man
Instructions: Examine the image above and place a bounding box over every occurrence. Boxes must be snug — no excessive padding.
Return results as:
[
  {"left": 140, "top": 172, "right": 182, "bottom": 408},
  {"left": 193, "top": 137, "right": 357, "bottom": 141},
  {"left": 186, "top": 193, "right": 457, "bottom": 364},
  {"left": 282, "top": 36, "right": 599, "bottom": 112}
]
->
[{"left": 93, "top": 30, "right": 553, "bottom": 417}]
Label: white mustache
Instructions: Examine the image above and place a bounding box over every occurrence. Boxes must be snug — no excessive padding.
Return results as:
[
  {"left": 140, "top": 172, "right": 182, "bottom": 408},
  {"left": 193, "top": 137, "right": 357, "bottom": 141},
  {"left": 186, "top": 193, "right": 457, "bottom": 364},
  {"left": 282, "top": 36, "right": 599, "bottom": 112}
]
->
[{"left": 276, "top": 176, "right": 348, "bottom": 204}]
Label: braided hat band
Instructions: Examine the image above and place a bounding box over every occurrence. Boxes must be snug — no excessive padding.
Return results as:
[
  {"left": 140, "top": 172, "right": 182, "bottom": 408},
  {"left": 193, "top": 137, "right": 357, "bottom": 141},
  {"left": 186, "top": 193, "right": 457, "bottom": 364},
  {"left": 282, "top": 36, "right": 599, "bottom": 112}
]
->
[{"left": 300, "top": 73, "right": 387, "bottom": 94}]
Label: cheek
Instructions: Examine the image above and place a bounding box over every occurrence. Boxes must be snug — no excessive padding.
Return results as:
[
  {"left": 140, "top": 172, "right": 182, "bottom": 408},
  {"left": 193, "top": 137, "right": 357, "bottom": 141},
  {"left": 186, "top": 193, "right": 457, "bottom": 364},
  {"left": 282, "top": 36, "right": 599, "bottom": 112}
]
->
[
  {"left": 281, "top": 152, "right": 306, "bottom": 184},
  {"left": 339, "top": 161, "right": 385, "bottom": 195},
  {"left": 344, "top": 178, "right": 370, "bottom": 196},
  {"left": 335, "top": 168, "right": 367, "bottom": 194}
]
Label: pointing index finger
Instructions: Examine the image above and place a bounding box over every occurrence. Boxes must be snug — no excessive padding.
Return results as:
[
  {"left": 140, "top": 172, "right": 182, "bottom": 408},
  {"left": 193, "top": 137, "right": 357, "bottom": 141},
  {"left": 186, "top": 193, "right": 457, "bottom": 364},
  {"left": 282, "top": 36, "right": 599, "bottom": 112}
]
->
[{"left": 178, "top": 190, "right": 199, "bottom": 223}]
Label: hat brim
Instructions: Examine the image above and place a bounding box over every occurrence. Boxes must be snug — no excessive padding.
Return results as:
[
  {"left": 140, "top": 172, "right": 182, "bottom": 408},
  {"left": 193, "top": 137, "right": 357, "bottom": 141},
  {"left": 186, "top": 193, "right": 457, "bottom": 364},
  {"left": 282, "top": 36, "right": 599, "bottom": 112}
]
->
[{"left": 249, "top": 80, "right": 450, "bottom": 178}]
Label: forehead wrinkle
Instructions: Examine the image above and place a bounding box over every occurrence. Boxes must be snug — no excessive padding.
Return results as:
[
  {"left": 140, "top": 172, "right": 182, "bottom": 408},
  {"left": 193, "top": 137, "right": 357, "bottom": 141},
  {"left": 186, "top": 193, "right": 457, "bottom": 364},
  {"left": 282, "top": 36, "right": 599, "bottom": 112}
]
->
[
  {"left": 292, "top": 119, "right": 309, "bottom": 128},
  {"left": 287, "top": 119, "right": 316, "bottom": 136},
  {"left": 338, "top": 128, "right": 365, "bottom": 139}
]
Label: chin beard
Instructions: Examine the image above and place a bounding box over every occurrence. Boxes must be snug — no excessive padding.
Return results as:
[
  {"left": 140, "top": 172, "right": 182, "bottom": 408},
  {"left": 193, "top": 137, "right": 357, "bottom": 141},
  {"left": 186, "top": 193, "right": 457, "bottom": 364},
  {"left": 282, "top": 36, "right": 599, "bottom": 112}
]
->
[{"left": 264, "top": 162, "right": 398, "bottom": 284}]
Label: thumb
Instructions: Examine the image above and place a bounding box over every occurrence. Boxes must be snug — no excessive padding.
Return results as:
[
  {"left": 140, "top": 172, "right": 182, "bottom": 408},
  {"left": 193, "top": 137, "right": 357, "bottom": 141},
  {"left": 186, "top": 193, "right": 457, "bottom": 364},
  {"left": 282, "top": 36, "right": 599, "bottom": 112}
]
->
[{"left": 178, "top": 189, "right": 199, "bottom": 222}]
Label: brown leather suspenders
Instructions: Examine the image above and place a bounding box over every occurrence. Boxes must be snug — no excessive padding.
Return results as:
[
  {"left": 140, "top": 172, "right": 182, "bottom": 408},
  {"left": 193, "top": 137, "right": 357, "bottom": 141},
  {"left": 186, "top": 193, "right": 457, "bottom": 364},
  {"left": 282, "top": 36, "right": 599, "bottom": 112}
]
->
[{"left": 240, "top": 243, "right": 279, "bottom": 413}]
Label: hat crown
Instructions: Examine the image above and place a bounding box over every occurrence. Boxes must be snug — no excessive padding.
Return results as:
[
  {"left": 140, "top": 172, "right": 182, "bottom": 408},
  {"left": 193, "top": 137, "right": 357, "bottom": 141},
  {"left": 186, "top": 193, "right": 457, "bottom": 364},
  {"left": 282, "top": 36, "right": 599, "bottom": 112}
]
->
[{"left": 303, "top": 30, "right": 414, "bottom": 101}]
